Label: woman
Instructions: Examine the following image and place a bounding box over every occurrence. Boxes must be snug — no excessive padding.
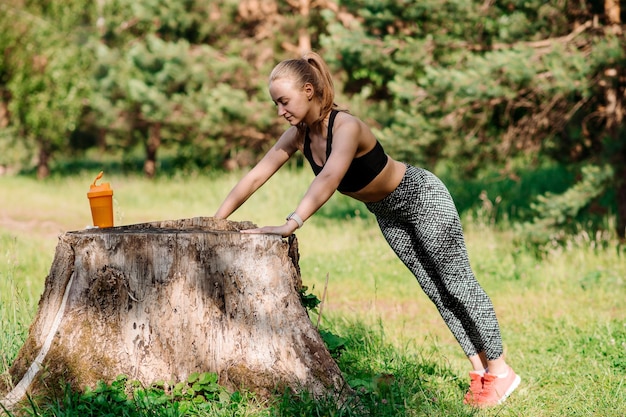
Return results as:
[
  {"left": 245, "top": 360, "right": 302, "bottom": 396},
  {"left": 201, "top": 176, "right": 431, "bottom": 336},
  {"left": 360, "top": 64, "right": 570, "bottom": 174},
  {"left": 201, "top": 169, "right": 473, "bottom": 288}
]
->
[{"left": 214, "top": 51, "right": 520, "bottom": 407}]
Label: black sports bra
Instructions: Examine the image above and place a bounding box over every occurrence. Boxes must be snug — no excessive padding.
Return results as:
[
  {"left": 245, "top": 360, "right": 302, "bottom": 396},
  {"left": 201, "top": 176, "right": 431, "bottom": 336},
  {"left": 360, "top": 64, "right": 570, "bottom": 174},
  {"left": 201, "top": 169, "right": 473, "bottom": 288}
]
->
[{"left": 303, "top": 110, "right": 388, "bottom": 193}]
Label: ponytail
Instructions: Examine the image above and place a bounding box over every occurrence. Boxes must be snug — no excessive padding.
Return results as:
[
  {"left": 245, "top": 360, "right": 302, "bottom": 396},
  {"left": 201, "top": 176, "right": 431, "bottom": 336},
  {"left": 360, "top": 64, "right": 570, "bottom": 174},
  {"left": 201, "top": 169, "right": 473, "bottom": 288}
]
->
[{"left": 302, "top": 52, "right": 336, "bottom": 125}]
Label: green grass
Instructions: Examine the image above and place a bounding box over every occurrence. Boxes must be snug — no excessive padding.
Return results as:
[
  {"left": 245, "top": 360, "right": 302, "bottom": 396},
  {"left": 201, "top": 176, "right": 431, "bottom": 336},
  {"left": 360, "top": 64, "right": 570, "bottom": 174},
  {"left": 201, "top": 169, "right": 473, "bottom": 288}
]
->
[
  {"left": 1, "top": 233, "right": 50, "bottom": 387},
  {"left": 1, "top": 169, "right": 625, "bottom": 416}
]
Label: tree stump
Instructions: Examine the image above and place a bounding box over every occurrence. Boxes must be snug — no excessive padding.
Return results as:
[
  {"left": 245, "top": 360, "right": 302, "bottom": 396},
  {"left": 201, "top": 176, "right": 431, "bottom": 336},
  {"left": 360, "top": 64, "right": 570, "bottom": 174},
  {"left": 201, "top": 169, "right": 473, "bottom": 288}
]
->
[{"left": 1, "top": 217, "right": 346, "bottom": 408}]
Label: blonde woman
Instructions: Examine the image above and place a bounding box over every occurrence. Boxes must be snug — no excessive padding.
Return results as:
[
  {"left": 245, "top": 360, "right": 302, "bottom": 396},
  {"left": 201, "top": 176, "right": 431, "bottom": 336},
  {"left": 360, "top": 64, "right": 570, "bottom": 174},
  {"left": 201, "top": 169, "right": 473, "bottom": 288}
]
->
[{"left": 214, "top": 51, "right": 520, "bottom": 407}]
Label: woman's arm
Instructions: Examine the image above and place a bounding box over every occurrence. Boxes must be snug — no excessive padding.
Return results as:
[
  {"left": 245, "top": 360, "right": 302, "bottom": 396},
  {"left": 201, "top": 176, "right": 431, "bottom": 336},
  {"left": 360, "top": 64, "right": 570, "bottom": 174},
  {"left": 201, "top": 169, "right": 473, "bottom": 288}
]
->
[
  {"left": 242, "top": 115, "right": 361, "bottom": 236},
  {"left": 291, "top": 117, "right": 360, "bottom": 220},
  {"left": 214, "top": 128, "right": 299, "bottom": 219}
]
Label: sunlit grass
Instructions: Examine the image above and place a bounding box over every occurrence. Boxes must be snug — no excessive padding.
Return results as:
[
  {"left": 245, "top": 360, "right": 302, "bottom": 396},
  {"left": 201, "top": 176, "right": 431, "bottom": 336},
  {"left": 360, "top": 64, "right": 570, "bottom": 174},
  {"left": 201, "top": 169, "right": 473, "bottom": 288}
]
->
[
  {"left": 1, "top": 169, "right": 625, "bottom": 416},
  {"left": 0, "top": 232, "right": 49, "bottom": 392}
]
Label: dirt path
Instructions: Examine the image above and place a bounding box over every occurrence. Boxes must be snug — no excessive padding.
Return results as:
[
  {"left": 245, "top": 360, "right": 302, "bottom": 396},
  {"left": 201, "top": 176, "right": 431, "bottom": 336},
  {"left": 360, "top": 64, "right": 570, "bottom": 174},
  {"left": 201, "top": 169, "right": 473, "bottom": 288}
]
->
[{"left": 0, "top": 214, "right": 69, "bottom": 239}]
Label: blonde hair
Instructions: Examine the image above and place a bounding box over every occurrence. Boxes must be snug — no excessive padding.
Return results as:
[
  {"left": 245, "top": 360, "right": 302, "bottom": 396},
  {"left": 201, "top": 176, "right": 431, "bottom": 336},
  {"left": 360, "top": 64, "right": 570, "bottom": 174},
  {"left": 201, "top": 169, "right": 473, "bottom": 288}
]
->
[{"left": 269, "top": 51, "right": 337, "bottom": 132}]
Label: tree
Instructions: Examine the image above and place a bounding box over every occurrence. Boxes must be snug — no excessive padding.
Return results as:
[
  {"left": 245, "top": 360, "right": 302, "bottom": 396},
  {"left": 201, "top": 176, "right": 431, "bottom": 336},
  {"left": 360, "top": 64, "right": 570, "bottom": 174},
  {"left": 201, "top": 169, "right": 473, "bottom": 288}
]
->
[
  {"left": 92, "top": 0, "right": 291, "bottom": 176},
  {"left": 320, "top": 0, "right": 626, "bottom": 239},
  {"left": 1, "top": 0, "right": 623, "bottom": 239},
  {"left": 0, "top": 1, "right": 96, "bottom": 178}
]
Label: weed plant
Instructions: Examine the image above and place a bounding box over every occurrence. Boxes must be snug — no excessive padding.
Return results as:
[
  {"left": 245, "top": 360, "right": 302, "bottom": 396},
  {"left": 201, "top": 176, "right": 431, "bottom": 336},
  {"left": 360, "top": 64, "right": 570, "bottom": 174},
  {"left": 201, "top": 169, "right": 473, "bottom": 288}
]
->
[{"left": 1, "top": 169, "right": 625, "bottom": 416}]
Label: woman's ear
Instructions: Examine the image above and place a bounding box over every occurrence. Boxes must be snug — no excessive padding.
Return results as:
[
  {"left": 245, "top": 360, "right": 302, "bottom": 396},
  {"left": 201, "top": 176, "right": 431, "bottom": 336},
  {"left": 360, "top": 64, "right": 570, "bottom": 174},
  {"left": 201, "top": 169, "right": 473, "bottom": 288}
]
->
[{"left": 303, "top": 83, "right": 315, "bottom": 101}]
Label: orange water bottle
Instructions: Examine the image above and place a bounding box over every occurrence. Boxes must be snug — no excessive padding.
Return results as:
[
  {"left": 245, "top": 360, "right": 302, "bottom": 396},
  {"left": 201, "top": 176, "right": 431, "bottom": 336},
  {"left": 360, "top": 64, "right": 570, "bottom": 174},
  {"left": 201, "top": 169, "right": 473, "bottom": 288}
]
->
[{"left": 87, "top": 171, "right": 114, "bottom": 228}]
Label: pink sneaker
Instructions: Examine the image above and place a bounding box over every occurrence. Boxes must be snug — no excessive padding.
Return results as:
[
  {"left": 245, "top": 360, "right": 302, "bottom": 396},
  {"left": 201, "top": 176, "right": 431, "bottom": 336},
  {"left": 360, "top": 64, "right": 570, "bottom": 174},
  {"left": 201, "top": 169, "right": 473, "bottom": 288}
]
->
[
  {"left": 463, "top": 371, "right": 484, "bottom": 405},
  {"left": 474, "top": 366, "right": 520, "bottom": 407}
]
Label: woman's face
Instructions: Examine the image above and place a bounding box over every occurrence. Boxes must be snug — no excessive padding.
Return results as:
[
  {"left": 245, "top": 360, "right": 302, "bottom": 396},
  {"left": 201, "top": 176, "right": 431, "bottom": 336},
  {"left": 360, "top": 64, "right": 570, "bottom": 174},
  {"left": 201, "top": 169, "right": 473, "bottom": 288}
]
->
[{"left": 269, "top": 78, "right": 314, "bottom": 126}]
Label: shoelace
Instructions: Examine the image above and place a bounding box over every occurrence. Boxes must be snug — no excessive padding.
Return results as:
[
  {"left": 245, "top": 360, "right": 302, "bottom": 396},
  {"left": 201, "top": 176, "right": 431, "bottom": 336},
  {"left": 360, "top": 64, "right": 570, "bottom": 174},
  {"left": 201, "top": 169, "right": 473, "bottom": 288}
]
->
[{"left": 477, "top": 374, "right": 496, "bottom": 398}]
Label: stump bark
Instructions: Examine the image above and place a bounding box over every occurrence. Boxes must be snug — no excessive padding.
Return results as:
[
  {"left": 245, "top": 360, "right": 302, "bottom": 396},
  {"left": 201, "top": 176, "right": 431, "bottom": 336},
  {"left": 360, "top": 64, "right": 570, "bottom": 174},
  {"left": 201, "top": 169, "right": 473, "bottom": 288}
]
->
[{"left": 1, "top": 217, "right": 346, "bottom": 408}]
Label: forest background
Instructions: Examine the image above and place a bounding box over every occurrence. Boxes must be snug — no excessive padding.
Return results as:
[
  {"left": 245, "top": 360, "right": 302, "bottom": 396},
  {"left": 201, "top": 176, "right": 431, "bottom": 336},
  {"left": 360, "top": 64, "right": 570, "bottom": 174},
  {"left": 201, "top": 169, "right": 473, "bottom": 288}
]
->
[
  {"left": 0, "top": 1, "right": 625, "bottom": 416},
  {"left": 0, "top": 0, "right": 625, "bottom": 244}
]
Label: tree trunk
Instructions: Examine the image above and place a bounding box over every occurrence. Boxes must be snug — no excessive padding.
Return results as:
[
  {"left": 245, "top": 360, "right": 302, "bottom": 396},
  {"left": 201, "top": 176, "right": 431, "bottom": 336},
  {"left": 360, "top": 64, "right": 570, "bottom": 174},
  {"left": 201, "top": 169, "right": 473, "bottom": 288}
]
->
[
  {"left": 616, "top": 162, "right": 626, "bottom": 241},
  {"left": 602, "top": 64, "right": 625, "bottom": 239},
  {"left": 297, "top": 0, "right": 312, "bottom": 54},
  {"left": 143, "top": 122, "right": 161, "bottom": 178},
  {"left": 1, "top": 217, "right": 346, "bottom": 408},
  {"left": 36, "top": 142, "right": 51, "bottom": 180},
  {"left": 604, "top": 0, "right": 621, "bottom": 25}
]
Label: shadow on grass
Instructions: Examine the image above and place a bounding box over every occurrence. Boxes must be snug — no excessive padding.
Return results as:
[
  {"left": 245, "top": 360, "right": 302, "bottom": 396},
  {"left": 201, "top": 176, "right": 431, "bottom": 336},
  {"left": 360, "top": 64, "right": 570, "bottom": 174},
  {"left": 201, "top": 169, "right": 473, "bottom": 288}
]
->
[
  {"left": 2, "top": 320, "right": 478, "bottom": 417},
  {"left": 270, "top": 320, "right": 478, "bottom": 417}
]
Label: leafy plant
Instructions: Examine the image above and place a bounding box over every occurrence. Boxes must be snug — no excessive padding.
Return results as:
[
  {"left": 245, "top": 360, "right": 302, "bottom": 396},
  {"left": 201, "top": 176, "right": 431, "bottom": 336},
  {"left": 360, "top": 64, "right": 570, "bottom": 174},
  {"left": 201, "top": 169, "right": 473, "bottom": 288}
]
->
[
  {"left": 3, "top": 373, "right": 245, "bottom": 417},
  {"left": 170, "top": 372, "right": 230, "bottom": 404},
  {"left": 518, "top": 163, "right": 615, "bottom": 250},
  {"left": 298, "top": 285, "right": 321, "bottom": 310},
  {"left": 299, "top": 286, "right": 347, "bottom": 357},
  {"left": 319, "top": 330, "right": 347, "bottom": 358}
]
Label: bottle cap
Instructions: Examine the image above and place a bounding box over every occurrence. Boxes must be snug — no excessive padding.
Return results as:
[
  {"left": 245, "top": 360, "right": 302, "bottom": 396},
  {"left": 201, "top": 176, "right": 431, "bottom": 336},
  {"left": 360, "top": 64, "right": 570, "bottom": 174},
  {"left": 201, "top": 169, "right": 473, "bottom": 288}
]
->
[{"left": 87, "top": 171, "right": 113, "bottom": 198}]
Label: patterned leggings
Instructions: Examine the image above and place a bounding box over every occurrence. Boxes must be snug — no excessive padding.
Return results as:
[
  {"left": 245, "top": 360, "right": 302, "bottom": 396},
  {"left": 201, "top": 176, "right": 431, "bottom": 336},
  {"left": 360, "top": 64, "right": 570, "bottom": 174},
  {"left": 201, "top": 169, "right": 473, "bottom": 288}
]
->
[{"left": 365, "top": 164, "right": 503, "bottom": 360}]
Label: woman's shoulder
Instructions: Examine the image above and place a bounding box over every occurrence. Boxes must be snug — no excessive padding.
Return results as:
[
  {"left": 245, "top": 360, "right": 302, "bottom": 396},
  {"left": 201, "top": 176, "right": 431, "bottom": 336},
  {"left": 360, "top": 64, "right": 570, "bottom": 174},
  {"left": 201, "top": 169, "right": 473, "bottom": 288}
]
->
[
  {"left": 276, "top": 125, "right": 305, "bottom": 152},
  {"left": 333, "top": 110, "right": 361, "bottom": 129},
  {"left": 333, "top": 111, "right": 373, "bottom": 140}
]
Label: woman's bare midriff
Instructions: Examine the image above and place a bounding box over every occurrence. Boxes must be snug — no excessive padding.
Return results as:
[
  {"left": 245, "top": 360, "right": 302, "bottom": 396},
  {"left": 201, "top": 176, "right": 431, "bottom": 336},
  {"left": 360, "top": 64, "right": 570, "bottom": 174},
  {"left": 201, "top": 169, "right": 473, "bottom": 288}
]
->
[{"left": 342, "top": 158, "right": 407, "bottom": 203}]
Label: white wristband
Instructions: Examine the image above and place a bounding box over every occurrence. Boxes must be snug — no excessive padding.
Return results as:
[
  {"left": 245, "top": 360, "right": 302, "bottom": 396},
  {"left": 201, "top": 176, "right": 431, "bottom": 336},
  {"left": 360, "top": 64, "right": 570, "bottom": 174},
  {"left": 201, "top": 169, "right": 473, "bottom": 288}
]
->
[{"left": 286, "top": 212, "right": 304, "bottom": 228}]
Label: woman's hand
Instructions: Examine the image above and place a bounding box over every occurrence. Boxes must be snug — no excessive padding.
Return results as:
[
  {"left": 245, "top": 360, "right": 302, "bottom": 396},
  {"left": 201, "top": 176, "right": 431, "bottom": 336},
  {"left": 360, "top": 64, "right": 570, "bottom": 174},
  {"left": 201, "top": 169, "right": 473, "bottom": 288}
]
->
[{"left": 240, "top": 222, "right": 298, "bottom": 238}]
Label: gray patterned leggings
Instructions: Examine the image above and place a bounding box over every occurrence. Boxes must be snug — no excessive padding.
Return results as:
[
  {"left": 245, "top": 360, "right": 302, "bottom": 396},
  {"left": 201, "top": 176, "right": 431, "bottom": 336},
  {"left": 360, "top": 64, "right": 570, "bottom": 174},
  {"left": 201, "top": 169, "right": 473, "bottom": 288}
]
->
[{"left": 365, "top": 164, "right": 503, "bottom": 360}]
